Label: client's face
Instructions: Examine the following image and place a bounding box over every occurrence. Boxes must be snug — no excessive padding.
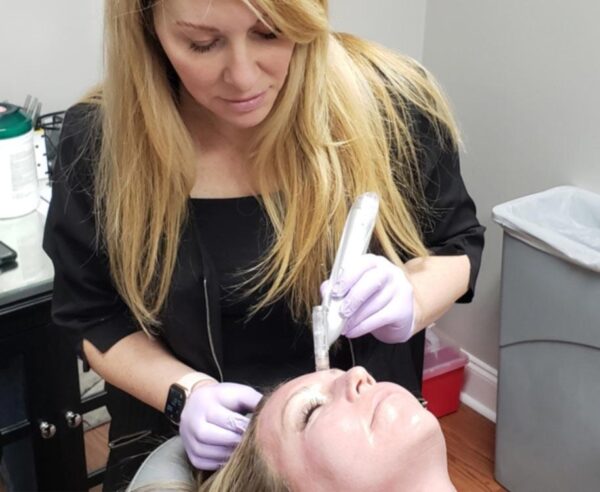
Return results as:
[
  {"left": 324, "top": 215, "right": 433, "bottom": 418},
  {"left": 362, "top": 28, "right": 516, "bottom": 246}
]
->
[{"left": 256, "top": 367, "right": 446, "bottom": 492}]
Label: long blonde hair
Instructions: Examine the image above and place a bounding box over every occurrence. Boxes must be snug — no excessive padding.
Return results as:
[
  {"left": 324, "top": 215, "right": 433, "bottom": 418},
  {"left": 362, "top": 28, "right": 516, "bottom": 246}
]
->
[
  {"left": 130, "top": 395, "right": 288, "bottom": 492},
  {"left": 89, "top": 0, "right": 460, "bottom": 333},
  {"left": 196, "top": 396, "right": 288, "bottom": 491}
]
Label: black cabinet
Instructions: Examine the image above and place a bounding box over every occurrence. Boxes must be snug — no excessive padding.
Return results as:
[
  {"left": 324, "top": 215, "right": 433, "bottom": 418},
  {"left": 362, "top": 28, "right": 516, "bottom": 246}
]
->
[
  {"left": 1, "top": 210, "right": 105, "bottom": 491},
  {"left": 0, "top": 293, "right": 94, "bottom": 491}
]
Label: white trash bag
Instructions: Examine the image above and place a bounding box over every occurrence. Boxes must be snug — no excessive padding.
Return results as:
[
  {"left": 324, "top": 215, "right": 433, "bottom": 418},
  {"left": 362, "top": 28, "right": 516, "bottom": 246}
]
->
[{"left": 492, "top": 186, "right": 600, "bottom": 272}]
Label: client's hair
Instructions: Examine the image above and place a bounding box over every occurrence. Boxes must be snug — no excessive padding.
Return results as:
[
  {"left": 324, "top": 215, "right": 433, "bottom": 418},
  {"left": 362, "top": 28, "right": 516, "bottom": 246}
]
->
[
  {"left": 130, "top": 392, "right": 287, "bottom": 492},
  {"left": 195, "top": 396, "right": 288, "bottom": 491}
]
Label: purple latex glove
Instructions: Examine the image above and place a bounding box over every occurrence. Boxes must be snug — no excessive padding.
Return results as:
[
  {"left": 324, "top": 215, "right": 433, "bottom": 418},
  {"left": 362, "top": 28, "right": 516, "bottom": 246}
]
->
[
  {"left": 321, "top": 254, "right": 416, "bottom": 344},
  {"left": 179, "top": 382, "right": 262, "bottom": 470}
]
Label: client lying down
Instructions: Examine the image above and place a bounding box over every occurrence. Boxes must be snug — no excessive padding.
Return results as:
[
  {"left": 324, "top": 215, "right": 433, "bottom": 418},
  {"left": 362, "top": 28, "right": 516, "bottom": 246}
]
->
[{"left": 129, "top": 367, "right": 456, "bottom": 492}]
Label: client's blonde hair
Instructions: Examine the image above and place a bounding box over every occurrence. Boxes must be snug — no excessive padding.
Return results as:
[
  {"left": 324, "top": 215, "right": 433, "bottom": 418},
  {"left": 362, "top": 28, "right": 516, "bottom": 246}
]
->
[
  {"left": 130, "top": 396, "right": 287, "bottom": 492},
  {"left": 196, "top": 397, "right": 288, "bottom": 491}
]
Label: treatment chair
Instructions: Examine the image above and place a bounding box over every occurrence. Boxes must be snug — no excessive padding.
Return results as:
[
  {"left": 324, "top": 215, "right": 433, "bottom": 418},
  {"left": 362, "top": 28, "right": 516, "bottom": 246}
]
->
[{"left": 126, "top": 436, "right": 194, "bottom": 491}]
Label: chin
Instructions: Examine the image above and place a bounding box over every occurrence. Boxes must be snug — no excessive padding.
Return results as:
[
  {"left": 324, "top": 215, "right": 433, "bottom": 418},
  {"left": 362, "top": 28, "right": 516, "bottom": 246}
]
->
[
  {"left": 408, "top": 410, "right": 447, "bottom": 460},
  {"left": 223, "top": 110, "right": 271, "bottom": 129},
  {"left": 385, "top": 396, "right": 445, "bottom": 452},
  {"left": 232, "top": 118, "right": 266, "bottom": 129}
]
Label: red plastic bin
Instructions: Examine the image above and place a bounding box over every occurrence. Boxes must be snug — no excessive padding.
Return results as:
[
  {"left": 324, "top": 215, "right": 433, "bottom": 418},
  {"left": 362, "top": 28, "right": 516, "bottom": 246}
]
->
[{"left": 422, "top": 344, "right": 468, "bottom": 418}]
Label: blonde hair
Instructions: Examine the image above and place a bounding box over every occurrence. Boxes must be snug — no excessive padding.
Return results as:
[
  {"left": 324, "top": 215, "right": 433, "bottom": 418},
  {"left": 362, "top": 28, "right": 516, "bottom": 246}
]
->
[
  {"left": 130, "top": 396, "right": 288, "bottom": 492},
  {"left": 88, "top": 0, "right": 460, "bottom": 333},
  {"left": 196, "top": 396, "right": 288, "bottom": 491}
]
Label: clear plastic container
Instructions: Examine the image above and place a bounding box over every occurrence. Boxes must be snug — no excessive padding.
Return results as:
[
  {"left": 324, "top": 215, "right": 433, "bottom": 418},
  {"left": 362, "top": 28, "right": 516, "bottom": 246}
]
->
[{"left": 423, "top": 344, "right": 469, "bottom": 381}]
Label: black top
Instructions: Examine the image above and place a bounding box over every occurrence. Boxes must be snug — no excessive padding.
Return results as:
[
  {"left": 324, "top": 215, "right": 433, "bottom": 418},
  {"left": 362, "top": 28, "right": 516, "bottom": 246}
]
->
[
  {"left": 192, "top": 197, "right": 314, "bottom": 389},
  {"left": 43, "top": 103, "right": 485, "bottom": 487}
]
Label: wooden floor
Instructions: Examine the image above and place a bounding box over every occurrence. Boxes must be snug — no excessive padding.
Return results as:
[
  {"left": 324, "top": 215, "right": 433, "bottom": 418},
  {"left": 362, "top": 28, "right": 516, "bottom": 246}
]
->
[
  {"left": 84, "top": 423, "right": 109, "bottom": 492},
  {"left": 440, "top": 405, "right": 507, "bottom": 491},
  {"left": 81, "top": 403, "right": 506, "bottom": 491}
]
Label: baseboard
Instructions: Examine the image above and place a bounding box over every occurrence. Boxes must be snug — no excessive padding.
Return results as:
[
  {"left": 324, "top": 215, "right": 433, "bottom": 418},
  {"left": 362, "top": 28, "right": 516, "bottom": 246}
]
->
[{"left": 459, "top": 350, "right": 498, "bottom": 423}]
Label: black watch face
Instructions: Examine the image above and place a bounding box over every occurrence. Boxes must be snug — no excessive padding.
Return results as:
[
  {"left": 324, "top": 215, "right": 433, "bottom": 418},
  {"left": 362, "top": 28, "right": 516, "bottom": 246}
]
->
[{"left": 165, "top": 385, "right": 186, "bottom": 424}]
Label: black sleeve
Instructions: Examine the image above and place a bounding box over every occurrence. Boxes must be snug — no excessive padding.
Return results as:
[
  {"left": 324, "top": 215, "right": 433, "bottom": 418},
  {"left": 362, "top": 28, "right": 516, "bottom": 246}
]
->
[
  {"left": 43, "top": 104, "right": 138, "bottom": 364},
  {"left": 413, "top": 113, "right": 486, "bottom": 303}
]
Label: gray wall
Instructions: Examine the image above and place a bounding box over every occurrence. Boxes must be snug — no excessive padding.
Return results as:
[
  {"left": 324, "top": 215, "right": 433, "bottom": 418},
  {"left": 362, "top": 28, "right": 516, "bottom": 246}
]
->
[
  {"left": 1, "top": 1, "right": 104, "bottom": 114},
  {"left": 423, "top": 0, "right": 600, "bottom": 367},
  {"left": 1, "top": 1, "right": 425, "bottom": 114},
  {"left": 329, "top": 0, "right": 426, "bottom": 61},
  {"left": 8, "top": 0, "right": 598, "bottom": 374}
]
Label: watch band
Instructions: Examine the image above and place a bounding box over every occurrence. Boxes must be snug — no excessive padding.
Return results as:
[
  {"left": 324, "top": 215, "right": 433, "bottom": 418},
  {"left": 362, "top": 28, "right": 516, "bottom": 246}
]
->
[
  {"left": 175, "top": 372, "right": 217, "bottom": 396},
  {"left": 164, "top": 373, "right": 217, "bottom": 425}
]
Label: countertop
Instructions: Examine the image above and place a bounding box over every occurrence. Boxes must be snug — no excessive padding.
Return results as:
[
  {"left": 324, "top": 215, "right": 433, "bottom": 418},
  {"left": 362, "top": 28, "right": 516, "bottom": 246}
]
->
[{"left": 0, "top": 181, "right": 53, "bottom": 308}]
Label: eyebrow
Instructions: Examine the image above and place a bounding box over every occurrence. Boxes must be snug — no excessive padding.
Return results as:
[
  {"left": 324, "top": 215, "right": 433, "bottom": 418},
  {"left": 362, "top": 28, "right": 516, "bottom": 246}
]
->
[
  {"left": 175, "top": 21, "right": 219, "bottom": 32},
  {"left": 175, "top": 19, "right": 265, "bottom": 32}
]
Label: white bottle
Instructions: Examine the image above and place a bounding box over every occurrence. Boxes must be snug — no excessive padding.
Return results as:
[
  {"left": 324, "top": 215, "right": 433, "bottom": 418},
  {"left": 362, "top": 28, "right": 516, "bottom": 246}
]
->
[{"left": 0, "top": 103, "right": 39, "bottom": 219}]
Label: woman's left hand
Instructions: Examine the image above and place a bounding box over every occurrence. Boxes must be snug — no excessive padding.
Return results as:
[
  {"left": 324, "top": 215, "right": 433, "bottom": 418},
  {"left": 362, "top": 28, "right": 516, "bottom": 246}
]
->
[{"left": 321, "top": 254, "right": 417, "bottom": 344}]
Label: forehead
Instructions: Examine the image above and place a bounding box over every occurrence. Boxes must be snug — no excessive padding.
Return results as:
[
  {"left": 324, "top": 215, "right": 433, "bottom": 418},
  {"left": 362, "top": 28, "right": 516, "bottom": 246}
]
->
[
  {"left": 267, "top": 372, "right": 325, "bottom": 411},
  {"left": 255, "top": 372, "right": 327, "bottom": 469},
  {"left": 163, "top": 0, "right": 260, "bottom": 22},
  {"left": 275, "top": 369, "right": 343, "bottom": 399}
]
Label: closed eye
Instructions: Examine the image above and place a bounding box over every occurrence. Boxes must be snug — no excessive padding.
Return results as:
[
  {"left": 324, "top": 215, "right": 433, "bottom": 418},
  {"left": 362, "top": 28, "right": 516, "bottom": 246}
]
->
[
  {"left": 189, "top": 40, "right": 219, "bottom": 53},
  {"left": 257, "top": 31, "right": 278, "bottom": 40},
  {"left": 301, "top": 398, "right": 324, "bottom": 428},
  {"left": 188, "top": 30, "right": 279, "bottom": 54}
]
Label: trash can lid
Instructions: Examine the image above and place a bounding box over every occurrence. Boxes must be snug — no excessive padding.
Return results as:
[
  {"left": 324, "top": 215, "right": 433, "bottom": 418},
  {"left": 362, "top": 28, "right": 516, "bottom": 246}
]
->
[{"left": 492, "top": 186, "right": 600, "bottom": 272}]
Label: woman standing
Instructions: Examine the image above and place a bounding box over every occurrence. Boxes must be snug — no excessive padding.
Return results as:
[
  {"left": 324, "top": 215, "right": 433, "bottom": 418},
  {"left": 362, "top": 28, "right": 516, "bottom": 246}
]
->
[{"left": 44, "top": 0, "right": 484, "bottom": 488}]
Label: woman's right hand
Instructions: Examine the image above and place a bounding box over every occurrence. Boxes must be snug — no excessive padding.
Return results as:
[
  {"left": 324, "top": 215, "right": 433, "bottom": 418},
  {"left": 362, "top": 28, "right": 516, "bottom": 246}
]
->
[{"left": 179, "top": 381, "right": 263, "bottom": 470}]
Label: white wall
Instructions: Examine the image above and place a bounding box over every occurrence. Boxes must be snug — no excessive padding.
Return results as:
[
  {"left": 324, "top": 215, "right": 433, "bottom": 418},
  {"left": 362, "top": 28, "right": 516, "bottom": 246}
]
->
[
  {"left": 11, "top": 0, "right": 595, "bottom": 375},
  {"left": 329, "top": 0, "right": 426, "bottom": 61},
  {"left": 423, "top": 0, "right": 600, "bottom": 368},
  {"left": 1, "top": 1, "right": 104, "bottom": 114},
  {"left": 1, "top": 0, "right": 425, "bottom": 116}
]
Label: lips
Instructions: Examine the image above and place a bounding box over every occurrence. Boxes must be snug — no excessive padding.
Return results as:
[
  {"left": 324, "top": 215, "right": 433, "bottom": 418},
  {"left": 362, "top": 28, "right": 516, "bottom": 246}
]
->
[
  {"left": 221, "top": 90, "right": 268, "bottom": 113},
  {"left": 224, "top": 92, "right": 264, "bottom": 103}
]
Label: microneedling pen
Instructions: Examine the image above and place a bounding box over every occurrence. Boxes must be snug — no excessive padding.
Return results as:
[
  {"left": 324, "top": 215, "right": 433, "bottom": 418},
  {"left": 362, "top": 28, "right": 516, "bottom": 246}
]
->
[
  {"left": 322, "top": 192, "right": 380, "bottom": 344},
  {"left": 312, "top": 305, "right": 329, "bottom": 371},
  {"left": 312, "top": 192, "right": 380, "bottom": 371}
]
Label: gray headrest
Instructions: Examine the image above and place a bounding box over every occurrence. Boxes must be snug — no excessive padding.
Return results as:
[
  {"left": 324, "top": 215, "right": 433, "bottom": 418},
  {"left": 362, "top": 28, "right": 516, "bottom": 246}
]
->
[{"left": 126, "top": 436, "right": 195, "bottom": 491}]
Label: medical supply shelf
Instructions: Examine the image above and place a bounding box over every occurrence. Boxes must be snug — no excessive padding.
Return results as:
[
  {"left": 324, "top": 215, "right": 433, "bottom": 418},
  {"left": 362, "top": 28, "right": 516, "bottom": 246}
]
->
[{"left": 0, "top": 210, "right": 107, "bottom": 491}]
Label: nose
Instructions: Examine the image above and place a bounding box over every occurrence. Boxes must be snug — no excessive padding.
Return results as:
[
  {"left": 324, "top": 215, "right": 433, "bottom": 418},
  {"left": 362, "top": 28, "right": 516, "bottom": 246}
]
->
[
  {"left": 339, "top": 366, "right": 375, "bottom": 402},
  {"left": 223, "top": 41, "right": 260, "bottom": 93}
]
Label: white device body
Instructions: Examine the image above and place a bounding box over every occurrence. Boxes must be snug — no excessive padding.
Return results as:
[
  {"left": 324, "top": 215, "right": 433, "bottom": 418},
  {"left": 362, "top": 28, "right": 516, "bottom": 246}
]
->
[{"left": 323, "top": 192, "right": 380, "bottom": 346}]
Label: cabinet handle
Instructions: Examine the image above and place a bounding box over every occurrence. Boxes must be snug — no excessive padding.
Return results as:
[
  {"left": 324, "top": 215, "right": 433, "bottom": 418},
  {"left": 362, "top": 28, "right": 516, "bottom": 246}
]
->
[
  {"left": 39, "top": 421, "right": 57, "bottom": 439},
  {"left": 65, "top": 411, "right": 83, "bottom": 428}
]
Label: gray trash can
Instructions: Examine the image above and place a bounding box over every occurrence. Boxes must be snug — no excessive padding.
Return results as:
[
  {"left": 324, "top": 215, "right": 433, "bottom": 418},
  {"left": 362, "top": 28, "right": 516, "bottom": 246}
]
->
[{"left": 492, "top": 186, "right": 600, "bottom": 492}]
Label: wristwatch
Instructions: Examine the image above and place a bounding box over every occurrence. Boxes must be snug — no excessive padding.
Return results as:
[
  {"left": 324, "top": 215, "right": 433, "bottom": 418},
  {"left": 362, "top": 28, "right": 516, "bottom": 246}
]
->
[{"left": 164, "top": 372, "right": 215, "bottom": 425}]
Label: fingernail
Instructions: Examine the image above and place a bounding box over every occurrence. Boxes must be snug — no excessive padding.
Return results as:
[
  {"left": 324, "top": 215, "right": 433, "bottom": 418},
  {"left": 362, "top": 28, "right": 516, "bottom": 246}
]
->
[
  {"left": 229, "top": 416, "right": 249, "bottom": 433},
  {"left": 340, "top": 301, "right": 352, "bottom": 317},
  {"left": 332, "top": 281, "right": 343, "bottom": 296}
]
